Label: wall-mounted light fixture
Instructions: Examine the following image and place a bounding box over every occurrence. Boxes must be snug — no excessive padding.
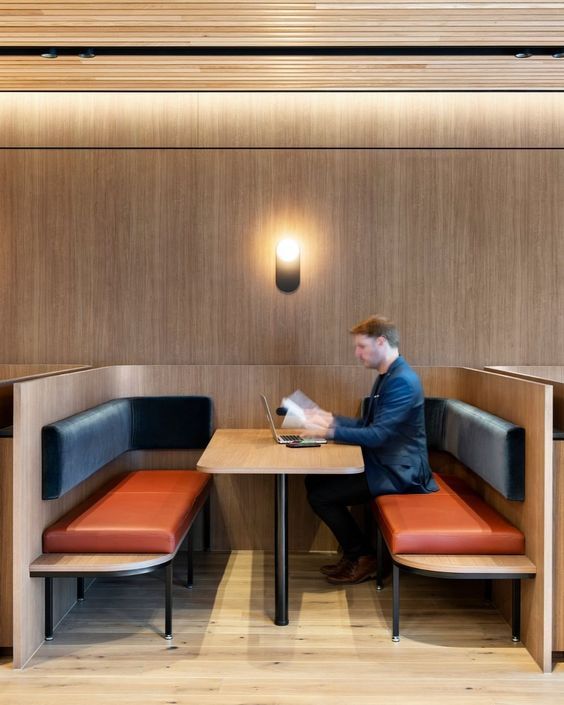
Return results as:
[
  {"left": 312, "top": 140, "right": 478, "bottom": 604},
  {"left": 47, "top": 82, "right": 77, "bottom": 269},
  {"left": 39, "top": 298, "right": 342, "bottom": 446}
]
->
[
  {"left": 41, "top": 48, "right": 58, "bottom": 59},
  {"left": 79, "top": 48, "right": 96, "bottom": 59},
  {"left": 275, "top": 238, "right": 300, "bottom": 293}
]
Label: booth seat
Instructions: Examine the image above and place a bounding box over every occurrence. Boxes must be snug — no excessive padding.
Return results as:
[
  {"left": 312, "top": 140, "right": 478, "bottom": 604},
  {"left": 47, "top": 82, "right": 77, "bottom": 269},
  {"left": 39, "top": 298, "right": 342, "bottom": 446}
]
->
[
  {"left": 30, "top": 396, "right": 213, "bottom": 642},
  {"left": 372, "top": 397, "right": 535, "bottom": 643}
]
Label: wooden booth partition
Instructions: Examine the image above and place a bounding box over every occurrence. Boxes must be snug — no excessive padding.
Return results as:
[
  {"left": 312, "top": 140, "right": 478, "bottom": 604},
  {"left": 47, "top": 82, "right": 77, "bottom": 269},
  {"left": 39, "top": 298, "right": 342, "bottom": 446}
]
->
[
  {"left": 12, "top": 365, "right": 552, "bottom": 670},
  {"left": 486, "top": 366, "right": 564, "bottom": 658},
  {"left": 0, "top": 365, "right": 88, "bottom": 652},
  {"left": 417, "top": 367, "right": 553, "bottom": 673},
  {"left": 13, "top": 367, "right": 122, "bottom": 668}
]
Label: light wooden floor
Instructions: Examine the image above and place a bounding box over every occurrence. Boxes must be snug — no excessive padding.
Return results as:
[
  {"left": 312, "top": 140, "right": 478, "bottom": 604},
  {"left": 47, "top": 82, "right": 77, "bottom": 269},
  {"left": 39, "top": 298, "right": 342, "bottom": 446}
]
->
[{"left": 1, "top": 551, "right": 564, "bottom": 704}]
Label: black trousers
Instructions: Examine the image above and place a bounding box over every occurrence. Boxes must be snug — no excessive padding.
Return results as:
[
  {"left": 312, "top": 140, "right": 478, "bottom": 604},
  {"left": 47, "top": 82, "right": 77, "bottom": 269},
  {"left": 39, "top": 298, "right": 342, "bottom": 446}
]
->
[{"left": 305, "top": 473, "right": 374, "bottom": 559}]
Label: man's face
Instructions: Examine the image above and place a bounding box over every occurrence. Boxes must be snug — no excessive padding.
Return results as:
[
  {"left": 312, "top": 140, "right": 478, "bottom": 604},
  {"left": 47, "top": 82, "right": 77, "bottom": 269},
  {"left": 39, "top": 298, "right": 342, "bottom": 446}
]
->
[{"left": 353, "top": 334, "right": 385, "bottom": 369}]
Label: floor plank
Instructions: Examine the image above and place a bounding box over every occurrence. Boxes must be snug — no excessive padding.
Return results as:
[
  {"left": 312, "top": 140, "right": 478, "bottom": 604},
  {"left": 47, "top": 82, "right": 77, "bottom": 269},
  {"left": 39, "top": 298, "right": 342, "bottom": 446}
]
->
[{"left": 1, "top": 551, "right": 563, "bottom": 704}]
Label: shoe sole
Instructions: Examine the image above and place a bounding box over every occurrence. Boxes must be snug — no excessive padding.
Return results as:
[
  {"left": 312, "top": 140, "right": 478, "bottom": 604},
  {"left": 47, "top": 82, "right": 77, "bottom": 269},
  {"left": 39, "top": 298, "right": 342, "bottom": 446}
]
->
[
  {"left": 319, "top": 567, "right": 341, "bottom": 577},
  {"left": 326, "top": 572, "right": 377, "bottom": 585}
]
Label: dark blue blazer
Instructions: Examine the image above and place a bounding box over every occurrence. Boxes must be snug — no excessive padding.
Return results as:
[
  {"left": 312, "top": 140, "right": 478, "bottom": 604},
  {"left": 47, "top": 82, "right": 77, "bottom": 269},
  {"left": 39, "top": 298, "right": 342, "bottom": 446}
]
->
[{"left": 333, "top": 356, "right": 438, "bottom": 497}]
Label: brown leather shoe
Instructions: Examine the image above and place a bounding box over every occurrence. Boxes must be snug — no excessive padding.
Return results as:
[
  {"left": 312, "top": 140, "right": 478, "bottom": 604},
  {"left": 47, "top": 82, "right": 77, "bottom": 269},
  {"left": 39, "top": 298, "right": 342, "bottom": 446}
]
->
[
  {"left": 319, "top": 555, "right": 352, "bottom": 577},
  {"left": 326, "top": 554, "right": 378, "bottom": 585}
]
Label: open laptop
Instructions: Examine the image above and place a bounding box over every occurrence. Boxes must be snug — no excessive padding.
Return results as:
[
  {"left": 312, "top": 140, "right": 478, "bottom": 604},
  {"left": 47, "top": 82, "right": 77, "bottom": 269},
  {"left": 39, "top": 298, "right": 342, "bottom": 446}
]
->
[{"left": 260, "top": 394, "right": 327, "bottom": 445}]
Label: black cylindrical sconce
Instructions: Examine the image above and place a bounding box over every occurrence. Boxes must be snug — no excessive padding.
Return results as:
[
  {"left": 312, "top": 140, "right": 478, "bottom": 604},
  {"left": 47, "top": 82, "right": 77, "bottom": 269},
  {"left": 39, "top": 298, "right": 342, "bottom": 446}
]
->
[{"left": 275, "top": 239, "right": 300, "bottom": 293}]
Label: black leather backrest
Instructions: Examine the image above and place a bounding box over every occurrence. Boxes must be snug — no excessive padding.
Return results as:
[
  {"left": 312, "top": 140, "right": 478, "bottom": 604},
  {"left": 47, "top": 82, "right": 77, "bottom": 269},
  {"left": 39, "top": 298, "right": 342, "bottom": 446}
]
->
[
  {"left": 441, "top": 399, "right": 525, "bottom": 501},
  {"left": 363, "top": 395, "right": 525, "bottom": 500},
  {"left": 42, "top": 399, "right": 132, "bottom": 500},
  {"left": 130, "top": 396, "right": 213, "bottom": 449},
  {"left": 42, "top": 396, "right": 214, "bottom": 499}
]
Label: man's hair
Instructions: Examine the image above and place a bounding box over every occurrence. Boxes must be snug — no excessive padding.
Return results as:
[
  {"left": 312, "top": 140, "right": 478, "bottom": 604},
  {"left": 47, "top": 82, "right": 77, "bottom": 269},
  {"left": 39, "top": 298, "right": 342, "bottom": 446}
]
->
[{"left": 350, "top": 315, "right": 400, "bottom": 348}]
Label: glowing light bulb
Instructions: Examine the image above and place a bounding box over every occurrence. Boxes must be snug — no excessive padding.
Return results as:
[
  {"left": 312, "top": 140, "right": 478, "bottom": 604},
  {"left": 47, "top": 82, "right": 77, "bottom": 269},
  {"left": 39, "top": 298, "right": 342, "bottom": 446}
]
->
[{"left": 276, "top": 239, "right": 300, "bottom": 263}]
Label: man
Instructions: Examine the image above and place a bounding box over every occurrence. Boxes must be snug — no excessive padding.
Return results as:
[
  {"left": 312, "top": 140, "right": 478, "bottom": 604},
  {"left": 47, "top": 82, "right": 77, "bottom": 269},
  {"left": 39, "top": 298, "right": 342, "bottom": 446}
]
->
[{"left": 304, "top": 314, "right": 438, "bottom": 585}]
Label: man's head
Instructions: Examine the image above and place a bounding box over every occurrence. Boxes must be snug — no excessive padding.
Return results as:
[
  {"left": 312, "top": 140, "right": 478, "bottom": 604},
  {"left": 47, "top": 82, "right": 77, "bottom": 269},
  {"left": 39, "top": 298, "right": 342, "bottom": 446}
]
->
[{"left": 349, "top": 315, "right": 400, "bottom": 371}]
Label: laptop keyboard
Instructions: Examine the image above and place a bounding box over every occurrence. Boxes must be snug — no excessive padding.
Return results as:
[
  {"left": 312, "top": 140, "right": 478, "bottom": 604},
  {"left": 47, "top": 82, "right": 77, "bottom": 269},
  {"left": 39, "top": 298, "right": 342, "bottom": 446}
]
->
[{"left": 279, "top": 434, "right": 303, "bottom": 442}]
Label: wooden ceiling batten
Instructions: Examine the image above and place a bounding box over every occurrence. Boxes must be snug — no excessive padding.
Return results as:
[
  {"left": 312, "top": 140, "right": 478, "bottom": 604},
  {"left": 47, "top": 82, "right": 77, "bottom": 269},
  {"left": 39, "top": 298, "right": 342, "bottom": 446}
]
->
[
  {"left": 0, "top": 54, "right": 562, "bottom": 90},
  {"left": 0, "top": 1, "right": 563, "bottom": 47}
]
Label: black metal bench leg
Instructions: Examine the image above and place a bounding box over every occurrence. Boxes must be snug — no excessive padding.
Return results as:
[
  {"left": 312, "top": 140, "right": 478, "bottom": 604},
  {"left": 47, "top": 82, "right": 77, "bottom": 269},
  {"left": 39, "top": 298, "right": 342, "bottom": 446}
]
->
[
  {"left": 187, "top": 530, "right": 194, "bottom": 589},
  {"left": 484, "top": 579, "right": 493, "bottom": 603},
  {"left": 203, "top": 495, "right": 211, "bottom": 552},
  {"left": 363, "top": 502, "right": 373, "bottom": 543},
  {"left": 45, "top": 577, "right": 54, "bottom": 641},
  {"left": 376, "top": 527, "right": 383, "bottom": 591},
  {"left": 512, "top": 579, "right": 521, "bottom": 642},
  {"left": 392, "top": 564, "right": 400, "bottom": 642},
  {"left": 77, "top": 577, "right": 85, "bottom": 601},
  {"left": 164, "top": 562, "right": 173, "bottom": 640}
]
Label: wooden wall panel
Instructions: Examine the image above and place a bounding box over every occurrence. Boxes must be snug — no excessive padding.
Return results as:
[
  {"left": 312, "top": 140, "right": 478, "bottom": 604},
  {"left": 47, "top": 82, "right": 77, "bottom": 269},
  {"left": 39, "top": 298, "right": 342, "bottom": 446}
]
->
[
  {"left": 0, "top": 149, "right": 562, "bottom": 369},
  {"left": 2, "top": 93, "right": 564, "bottom": 148}
]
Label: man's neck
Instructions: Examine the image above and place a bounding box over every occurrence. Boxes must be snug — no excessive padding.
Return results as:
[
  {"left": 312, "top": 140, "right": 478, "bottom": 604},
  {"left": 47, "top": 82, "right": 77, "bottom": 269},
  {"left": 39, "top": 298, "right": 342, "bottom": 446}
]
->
[{"left": 377, "top": 350, "right": 400, "bottom": 375}]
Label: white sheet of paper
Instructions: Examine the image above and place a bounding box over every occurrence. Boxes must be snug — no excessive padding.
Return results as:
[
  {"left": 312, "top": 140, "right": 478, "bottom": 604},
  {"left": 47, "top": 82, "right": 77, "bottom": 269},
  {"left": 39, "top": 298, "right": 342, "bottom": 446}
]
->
[{"left": 281, "top": 390, "right": 319, "bottom": 428}]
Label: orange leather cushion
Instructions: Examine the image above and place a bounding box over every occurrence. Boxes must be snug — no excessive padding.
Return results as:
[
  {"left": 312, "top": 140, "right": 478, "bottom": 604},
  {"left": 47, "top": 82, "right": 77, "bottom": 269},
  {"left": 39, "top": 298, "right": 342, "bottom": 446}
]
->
[
  {"left": 373, "top": 473, "right": 525, "bottom": 555},
  {"left": 43, "top": 470, "right": 211, "bottom": 554}
]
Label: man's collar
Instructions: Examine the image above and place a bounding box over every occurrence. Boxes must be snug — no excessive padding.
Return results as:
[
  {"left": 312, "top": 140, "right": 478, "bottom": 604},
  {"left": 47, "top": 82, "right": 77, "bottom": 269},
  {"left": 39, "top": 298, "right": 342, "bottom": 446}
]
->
[
  {"left": 385, "top": 355, "right": 403, "bottom": 375},
  {"left": 378, "top": 353, "right": 402, "bottom": 376}
]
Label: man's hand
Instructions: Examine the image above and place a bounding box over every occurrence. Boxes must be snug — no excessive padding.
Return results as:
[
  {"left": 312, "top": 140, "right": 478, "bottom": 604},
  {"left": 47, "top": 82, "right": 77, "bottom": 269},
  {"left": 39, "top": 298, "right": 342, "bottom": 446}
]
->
[{"left": 303, "top": 408, "right": 335, "bottom": 440}]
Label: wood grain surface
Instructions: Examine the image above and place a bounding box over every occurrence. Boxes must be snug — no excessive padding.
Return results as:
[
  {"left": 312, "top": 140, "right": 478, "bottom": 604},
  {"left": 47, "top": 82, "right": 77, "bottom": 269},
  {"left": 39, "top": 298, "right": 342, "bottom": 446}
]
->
[
  {"left": 3, "top": 552, "right": 564, "bottom": 703},
  {"left": 0, "top": 1, "right": 563, "bottom": 46},
  {"left": 29, "top": 552, "right": 175, "bottom": 574},
  {"left": 555, "top": 441, "right": 564, "bottom": 652},
  {"left": 2, "top": 93, "right": 564, "bottom": 148},
  {"left": 12, "top": 367, "right": 126, "bottom": 668},
  {"left": 1, "top": 55, "right": 564, "bottom": 91},
  {"left": 486, "top": 366, "right": 564, "bottom": 654},
  {"left": 394, "top": 553, "right": 536, "bottom": 574},
  {"left": 0, "top": 439, "right": 13, "bottom": 648},
  {"left": 0, "top": 365, "right": 89, "bottom": 650},
  {"left": 197, "top": 429, "right": 363, "bottom": 474},
  {"left": 0, "top": 149, "right": 562, "bottom": 369}
]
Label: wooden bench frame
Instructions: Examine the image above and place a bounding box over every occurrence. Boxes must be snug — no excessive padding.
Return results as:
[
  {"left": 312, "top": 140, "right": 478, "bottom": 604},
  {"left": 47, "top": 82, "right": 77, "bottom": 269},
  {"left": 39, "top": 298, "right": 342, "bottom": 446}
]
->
[
  {"left": 375, "top": 525, "right": 536, "bottom": 643},
  {"left": 30, "top": 496, "right": 210, "bottom": 641}
]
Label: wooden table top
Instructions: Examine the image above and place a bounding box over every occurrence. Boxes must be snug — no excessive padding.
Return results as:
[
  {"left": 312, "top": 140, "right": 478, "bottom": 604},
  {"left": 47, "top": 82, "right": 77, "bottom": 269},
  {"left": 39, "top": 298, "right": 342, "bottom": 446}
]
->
[{"left": 197, "top": 429, "right": 364, "bottom": 475}]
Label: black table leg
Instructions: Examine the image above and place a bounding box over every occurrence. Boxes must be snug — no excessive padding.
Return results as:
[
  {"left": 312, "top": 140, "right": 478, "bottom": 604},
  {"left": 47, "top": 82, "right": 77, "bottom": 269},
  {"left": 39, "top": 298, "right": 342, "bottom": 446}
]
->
[{"left": 274, "top": 473, "right": 289, "bottom": 626}]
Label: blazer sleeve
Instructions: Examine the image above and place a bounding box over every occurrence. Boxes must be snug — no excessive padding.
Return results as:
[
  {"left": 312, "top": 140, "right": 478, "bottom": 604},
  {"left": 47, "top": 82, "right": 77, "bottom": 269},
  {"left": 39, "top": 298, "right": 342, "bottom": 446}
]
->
[
  {"left": 333, "top": 414, "right": 362, "bottom": 428},
  {"left": 333, "top": 376, "right": 416, "bottom": 448}
]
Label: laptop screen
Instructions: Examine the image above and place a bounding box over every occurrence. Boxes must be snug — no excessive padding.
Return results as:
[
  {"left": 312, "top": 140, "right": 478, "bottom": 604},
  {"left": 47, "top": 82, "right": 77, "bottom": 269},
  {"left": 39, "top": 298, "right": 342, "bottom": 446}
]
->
[{"left": 260, "top": 394, "right": 280, "bottom": 441}]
